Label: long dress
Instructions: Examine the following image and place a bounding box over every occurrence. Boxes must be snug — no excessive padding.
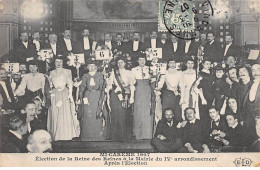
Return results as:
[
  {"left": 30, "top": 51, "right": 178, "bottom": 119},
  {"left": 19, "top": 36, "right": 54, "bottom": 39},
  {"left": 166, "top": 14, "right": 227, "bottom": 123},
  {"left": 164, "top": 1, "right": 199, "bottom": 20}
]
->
[
  {"left": 198, "top": 70, "right": 214, "bottom": 124},
  {"left": 131, "top": 66, "right": 153, "bottom": 140},
  {"left": 158, "top": 68, "right": 183, "bottom": 122},
  {"left": 182, "top": 69, "right": 198, "bottom": 120},
  {"left": 107, "top": 69, "right": 135, "bottom": 141},
  {"left": 79, "top": 72, "right": 105, "bottom": 141},
  {"left": 47, "top": 68, "right": 80, "bottom": 141}
]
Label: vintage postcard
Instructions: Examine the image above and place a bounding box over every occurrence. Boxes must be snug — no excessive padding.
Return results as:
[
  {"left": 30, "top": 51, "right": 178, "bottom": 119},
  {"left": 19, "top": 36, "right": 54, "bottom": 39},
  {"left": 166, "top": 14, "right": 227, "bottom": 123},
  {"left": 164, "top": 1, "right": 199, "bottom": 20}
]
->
[{"left": 0, "top": 0, "right": 260, "bottom": 167}]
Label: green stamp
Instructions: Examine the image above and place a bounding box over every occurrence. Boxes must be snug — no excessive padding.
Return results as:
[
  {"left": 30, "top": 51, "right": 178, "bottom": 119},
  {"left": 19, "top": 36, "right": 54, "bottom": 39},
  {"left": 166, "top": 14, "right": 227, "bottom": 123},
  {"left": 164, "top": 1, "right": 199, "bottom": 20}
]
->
[{"left": 158, "top": 0, "right": 195, "bottom": 33}]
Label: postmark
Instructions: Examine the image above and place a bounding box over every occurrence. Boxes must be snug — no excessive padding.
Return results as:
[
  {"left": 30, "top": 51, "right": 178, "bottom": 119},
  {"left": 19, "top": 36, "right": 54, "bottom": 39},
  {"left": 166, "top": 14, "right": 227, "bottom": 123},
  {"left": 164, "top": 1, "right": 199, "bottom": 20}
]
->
[{"left": 158, "top": 0, "right": 214, "bottom": 40}]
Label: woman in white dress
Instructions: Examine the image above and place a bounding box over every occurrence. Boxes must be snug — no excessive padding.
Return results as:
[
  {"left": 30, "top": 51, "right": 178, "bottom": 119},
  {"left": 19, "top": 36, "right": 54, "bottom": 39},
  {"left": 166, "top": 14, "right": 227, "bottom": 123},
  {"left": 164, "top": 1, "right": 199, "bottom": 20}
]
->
[
  {"left": 181, "top": 58, "right": 199, "bottom": 120},
  {"left": 47, "top": 57, "right": 80, "bottom": 141}
]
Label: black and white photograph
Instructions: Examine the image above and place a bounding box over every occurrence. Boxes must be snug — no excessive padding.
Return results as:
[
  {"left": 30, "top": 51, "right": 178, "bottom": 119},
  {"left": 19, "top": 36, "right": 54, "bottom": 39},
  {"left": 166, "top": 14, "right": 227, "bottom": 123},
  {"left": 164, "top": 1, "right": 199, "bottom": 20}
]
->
[{"left": 0, "top": 0, "right": 259, "bottom": 167}]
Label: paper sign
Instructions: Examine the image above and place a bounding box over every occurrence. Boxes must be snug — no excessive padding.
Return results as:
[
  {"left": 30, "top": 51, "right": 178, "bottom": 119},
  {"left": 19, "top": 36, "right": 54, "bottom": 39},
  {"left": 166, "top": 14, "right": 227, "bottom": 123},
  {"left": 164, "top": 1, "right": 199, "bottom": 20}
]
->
[
  {"left": 2, "top": 63, "right": 20, "bottom": 73},
  {"left": 67, "top": 53, "right": 85, "bottom": 67},
  {"left": 39, "top": 49, "right": 53, "bottom": 61},
  {"left": 248, "top": 50, "right": 260, "bottom": 60},
  {"left": 146, "top": 48, "right": 162, "bottom": 60},
  {"left": 150, "top": 63, "right": 167, "bottom": 75},
  {"left": 83, "top": 97, "right": 89, "bottom": 105},
  {"left": 73, "top": 54, "right": 85, "bottom": 64},
  {"left": 95, "top": 49, "right": 110, "bottom": 60}
]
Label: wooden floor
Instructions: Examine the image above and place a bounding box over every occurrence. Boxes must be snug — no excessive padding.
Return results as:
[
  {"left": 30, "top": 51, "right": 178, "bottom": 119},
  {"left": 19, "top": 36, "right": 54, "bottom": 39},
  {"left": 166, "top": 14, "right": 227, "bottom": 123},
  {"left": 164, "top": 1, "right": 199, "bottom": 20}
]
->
[{"left": 53, "top": 139, "right": 154, "bottom": 153}]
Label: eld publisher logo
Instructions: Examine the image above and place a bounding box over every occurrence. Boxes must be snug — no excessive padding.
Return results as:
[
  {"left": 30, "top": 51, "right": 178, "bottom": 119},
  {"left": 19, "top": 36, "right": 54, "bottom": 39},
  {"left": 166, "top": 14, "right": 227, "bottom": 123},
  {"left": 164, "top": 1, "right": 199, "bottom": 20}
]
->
[{"left": 234, "top": 158, "right": 253, "bottom": 167}]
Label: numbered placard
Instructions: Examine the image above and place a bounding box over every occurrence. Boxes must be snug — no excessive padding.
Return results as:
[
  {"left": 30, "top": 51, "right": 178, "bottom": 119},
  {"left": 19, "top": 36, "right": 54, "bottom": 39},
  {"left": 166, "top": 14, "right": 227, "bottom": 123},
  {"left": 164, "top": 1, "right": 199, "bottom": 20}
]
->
[
  {"left": 150, "top": 63, "right": 167, "bottom": 75},
  {"left": 95, "top": 49, "right": 110, "bottom": 60},
  {"left": 67, "top": 53, "right": 85, "bottom": 67},
  {"left": 2, "top": 63, "right": 20, "bottom": 73},
  {"left": 146, "top": 48, "right": 162, "bottom": 61}
]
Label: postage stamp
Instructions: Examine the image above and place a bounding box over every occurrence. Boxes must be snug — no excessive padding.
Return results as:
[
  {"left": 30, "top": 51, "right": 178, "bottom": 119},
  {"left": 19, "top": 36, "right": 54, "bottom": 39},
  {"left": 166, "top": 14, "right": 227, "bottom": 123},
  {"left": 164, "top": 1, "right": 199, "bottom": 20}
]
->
[{"left": 158, "top": 0, "right": 214, "bottom": 40}]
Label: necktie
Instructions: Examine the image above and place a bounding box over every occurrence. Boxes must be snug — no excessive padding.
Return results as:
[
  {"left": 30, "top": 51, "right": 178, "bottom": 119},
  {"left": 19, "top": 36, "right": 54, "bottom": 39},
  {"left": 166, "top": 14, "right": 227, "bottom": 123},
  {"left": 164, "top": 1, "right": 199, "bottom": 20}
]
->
[{"left": 117, "top": 41, "right": 121, "bottom": 46}]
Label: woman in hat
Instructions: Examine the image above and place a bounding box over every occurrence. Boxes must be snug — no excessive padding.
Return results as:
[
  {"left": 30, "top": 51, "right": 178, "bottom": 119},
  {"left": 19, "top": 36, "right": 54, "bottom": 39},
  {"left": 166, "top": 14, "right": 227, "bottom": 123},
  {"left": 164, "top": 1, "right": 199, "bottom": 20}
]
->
[
  {"left": 78, "top": 59, "right": 106, "bottom": 141},
  {"left": 47, "top": 56, "right": 80, "bottom": 141},
  {"left": 106, "top": 56, "right": 135, "bottom": 141},
  {"left": 131, "top": 54, "right": 153, "bottom": 140}
]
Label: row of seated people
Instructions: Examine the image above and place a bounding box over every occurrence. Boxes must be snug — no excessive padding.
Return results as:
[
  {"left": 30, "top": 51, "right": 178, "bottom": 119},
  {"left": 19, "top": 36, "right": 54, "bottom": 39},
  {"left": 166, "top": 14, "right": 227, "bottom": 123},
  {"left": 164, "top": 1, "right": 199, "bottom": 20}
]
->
[{"left": 152, "top": 107, "right": 260, "bottom": 153}]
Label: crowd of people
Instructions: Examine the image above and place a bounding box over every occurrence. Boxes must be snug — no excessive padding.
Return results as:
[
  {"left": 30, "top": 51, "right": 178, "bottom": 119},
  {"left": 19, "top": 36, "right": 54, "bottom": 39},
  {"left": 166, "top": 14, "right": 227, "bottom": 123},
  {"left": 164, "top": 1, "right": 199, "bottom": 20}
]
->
[{"left": 0, "top": 27, "right": 259, "bottom": 153}]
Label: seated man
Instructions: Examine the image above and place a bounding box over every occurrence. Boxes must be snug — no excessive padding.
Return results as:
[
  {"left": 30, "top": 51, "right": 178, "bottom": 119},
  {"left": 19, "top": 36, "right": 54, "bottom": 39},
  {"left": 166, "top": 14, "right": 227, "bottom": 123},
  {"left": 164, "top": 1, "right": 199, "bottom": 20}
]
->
[
  {"left": 1, "top": 115, "right": 28, "bottom": 153},
  {"left": 206, "top": 107, "right": 228, "bottom": 147},
  {"left": 151, "top": 108, "right": 182, "bottom": 152},
  {"left": 216, "top": 114, "right": 246, "bottom": 148},
  {"left": 27, "top": 129, "right": 52, "bottom": 153},
  {"left": 179, "top": 107, "right": 210, "bottom": 153},
  {"left": 21, "top": 100, "right": 43, "bottom": 134}
]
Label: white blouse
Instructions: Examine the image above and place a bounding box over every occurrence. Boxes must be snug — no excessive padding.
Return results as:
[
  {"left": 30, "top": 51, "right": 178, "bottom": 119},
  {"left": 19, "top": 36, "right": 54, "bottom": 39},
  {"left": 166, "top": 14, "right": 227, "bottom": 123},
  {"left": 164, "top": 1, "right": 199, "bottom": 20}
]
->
[
  {"left": 15, "top": 73, "right": 45, "bottom": 95},
  {"left": 50, "top": 68, "right": 72, "bottom": 90},
  {"left": 107, "top": 69, "right": 135, "bottom": 91},
  {"left": 158, "top": 69, "right": 183, "bottom": 91},
  {"left": 131, "top": 66, "right": 150, "bottom": 80}
]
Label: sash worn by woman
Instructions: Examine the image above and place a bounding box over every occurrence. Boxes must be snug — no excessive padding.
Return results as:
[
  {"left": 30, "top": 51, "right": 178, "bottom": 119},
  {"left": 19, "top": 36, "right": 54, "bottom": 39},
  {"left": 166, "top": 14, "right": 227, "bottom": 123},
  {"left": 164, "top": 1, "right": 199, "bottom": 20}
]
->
[{"left": 106, "top": 58, "right": 135, "bottom": 141}]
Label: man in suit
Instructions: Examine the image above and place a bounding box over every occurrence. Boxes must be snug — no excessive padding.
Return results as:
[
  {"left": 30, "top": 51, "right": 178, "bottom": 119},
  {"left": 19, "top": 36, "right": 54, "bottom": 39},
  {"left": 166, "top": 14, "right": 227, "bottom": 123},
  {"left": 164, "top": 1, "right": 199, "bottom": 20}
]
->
[
  {"left": 205, "top": 107, "right": 228, "bottom": 147},
  {"left": 144, "top": 31, "right": 161, "bottom": 49},
  {"left": 58, "top": 28, "right": 77, "bottom": 57},
  {"left": 151, "top": 108, "right": 182, "bottom": 152},
  {"left": 167, "top": 35, "right": 182, "bottom": 62},
  {"left": 27, "top": 129, "right": 52, "bottom": 153},
  {"left": 76, "top": 28, "right": 95, "bottom": 62},
  {"left": 31, "top": 31, "right": 44, "bottom": 52},
  {"left": 22, "top": 100, "right": 43, "bottom": 134},
  {"left": 13, "top": 31, "right": 37, "bottom": 63},
  {"left": 204, "top": 32, "right": 223, "bottom": 63},
  {"left": 1, "top": 115, "right": 28, "bottom": 153},
  {"left": 127, "top": 32, "right": 144, "bottom": 66},
  {"left": 0, "top": 68, "right": 16, "bottom": 110},
  {"left": 39, "top": 33, "right": 61, "bottom": 72},
  {"left": 216, "top": 114, "right": 246, "bottom": 147},
  {"left": 158, "top": 32, "right": 170, "bottom": 60},
  {"left": 179, "top": 107, "right": 210, "bottom": 153},
  {"left": 179, "top": 33, "right": 199, "bottom": 62},
  {"left": 44, "top": 33, "right": 60, "bottom": 56},
  {"left": 96, "top": 32, "right": 113, "bottom": 51},
  {"left": 112, "top": 33, "right": 127, "bottom": 54},
  {"left": 223, "top": 35, "right": 241, "bottom": 61}
]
